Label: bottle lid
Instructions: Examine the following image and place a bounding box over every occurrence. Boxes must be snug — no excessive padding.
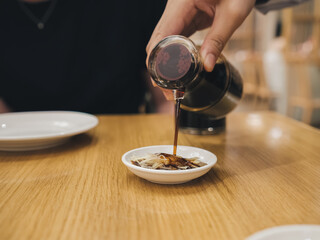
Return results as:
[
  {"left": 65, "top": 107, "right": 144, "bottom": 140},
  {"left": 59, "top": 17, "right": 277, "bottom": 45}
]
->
[{"left": 148, "top": 35, "right": 202, "bottom": 89}]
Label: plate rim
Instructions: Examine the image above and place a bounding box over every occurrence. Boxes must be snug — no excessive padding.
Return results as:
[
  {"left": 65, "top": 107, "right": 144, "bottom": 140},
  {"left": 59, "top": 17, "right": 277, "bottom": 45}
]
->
[
  {"left": 122, "top": 145, "right": 217, "bottom": 175},
  {"left": 246, "top": 224, "right": 320, "bottom": 240},
  {"left": 0, "top": 111, "right": 99, "bottom": 141}
]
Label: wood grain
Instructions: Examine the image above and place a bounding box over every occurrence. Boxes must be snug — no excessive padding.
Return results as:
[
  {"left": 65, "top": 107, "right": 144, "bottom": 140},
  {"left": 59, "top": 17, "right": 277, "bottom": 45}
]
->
[{"left": 0, "top": 112, "right": 320, "bottom": 240}]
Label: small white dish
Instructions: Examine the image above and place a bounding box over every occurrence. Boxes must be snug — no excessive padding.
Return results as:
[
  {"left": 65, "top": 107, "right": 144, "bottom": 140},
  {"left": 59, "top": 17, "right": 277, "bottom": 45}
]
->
[
  {"left": 246, "top": 225, "right": 320, "bottom": 240},
  {"left": 122, "top": 145, "right": 217, "bottom": 184},
  {"left": 0, "top": 111, "right": 98, "bottom": 151}
]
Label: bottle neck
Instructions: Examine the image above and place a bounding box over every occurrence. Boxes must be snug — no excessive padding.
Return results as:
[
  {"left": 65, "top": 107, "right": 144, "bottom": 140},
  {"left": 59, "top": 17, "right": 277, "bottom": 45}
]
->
[{"left": 148, "top": 35, "right": 203, "bottom": 90}]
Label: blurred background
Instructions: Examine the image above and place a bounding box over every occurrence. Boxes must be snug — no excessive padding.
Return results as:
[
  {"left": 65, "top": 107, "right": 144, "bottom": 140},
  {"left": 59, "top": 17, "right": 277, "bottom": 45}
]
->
[{"left": 190, "top": 0, "right": 320, "bottom": 128}]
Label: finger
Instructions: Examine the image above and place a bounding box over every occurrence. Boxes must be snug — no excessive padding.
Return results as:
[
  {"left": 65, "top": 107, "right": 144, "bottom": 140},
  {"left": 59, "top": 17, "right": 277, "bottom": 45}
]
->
[
  {"left": 181, "top": 11, "right": 212, "bottom": 37},
  {"left": 162, "top": 89, "right": 175, "bottom": 101},
  {"left": 150, "top": 77, "right": 173, "bottom": 100},
  {"left": 200, "top": 6, "right": 252, "bottom": 72},
  {"left": 151, "top": 79, "right": 157, "bottom": 87},
  {"left": 146, "top": 1, "right": 196, "bottom": 58}
]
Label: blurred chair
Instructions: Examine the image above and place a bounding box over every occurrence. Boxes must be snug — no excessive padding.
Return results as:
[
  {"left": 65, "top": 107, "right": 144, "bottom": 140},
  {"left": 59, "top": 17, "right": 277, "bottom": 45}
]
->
[
  {"left": 282, "top": 0, "right": 320, "bottom": 67},
  {"left": 286, "top": 56, "right": 320, "bottom": 124},
  {"left": 236, "top": 52, "right": 273, "bottom": 111},
  {"left": 282, "top": 0, "right": 320, "bottom": 124}
]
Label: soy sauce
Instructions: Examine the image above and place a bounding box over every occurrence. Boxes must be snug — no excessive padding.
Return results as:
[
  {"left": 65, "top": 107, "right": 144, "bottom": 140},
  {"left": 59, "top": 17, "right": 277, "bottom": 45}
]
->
[{"left": 173, "top": 98, "right": 181, "bottom": 156}]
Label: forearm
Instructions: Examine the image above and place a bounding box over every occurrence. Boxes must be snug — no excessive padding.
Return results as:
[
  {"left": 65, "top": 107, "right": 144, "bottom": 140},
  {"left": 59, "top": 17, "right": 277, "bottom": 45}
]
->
[{"left": 255, "top": 0, "right": 310, "bottom": 14}]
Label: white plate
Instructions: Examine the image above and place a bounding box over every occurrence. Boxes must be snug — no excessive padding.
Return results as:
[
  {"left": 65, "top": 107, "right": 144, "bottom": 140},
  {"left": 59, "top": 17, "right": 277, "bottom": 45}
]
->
[
  {"left": 122, "top": 145, "right": 217, "bottom": 184},
  {"left": 0, "top": 111, "right": 98, "bottom": 151},
  {"left": 246, "top": 225, "right": 320, "bottom": 240}
]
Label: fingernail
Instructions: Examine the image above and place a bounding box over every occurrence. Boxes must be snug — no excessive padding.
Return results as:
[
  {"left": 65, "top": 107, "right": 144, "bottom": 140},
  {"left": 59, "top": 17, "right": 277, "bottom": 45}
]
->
[{"left": 204, "top": 53, "right": 216, "bottom": 72}]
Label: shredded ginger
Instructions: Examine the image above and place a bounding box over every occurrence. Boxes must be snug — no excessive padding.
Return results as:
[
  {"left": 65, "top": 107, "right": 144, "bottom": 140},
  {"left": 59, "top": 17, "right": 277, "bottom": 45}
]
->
[{"left": 131, "top": 153, "right": 207, "bottom": 170}]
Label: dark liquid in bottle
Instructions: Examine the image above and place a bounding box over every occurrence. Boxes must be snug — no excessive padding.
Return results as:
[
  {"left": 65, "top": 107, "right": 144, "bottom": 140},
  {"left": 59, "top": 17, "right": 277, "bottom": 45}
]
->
[{"left": 181, "top": 61, "right": 242, "bottom": 117}]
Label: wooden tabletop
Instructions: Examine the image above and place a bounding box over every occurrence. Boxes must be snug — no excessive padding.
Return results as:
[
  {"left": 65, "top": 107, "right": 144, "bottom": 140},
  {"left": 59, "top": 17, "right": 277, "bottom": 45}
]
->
[{"left": 0, "top": 111, "right": 320, "bottom": 240}]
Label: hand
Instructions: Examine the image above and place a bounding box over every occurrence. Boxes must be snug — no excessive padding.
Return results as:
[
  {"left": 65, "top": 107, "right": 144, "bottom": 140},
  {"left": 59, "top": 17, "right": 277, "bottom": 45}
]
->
[
  {"left": 0, "top": 98, "right": 11, "bottom": 113},
  {"left": 146, "top": 0, "right": 255, "bottom": 72}
]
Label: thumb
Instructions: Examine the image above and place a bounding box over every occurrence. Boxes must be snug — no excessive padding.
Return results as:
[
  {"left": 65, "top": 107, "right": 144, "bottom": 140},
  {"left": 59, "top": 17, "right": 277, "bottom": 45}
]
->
[
  {"left": 200, "top": 8, "right": 249, "bottom": 72},
  {"left": 200, "top": 32, "right": 226, "bottom": 72}
]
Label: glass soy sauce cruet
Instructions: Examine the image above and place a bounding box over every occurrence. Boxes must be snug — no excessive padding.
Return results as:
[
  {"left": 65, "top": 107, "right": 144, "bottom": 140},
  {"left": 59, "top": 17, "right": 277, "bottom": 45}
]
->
[{"left": 148, "top": 35, "right": 243, "bottom": 135}]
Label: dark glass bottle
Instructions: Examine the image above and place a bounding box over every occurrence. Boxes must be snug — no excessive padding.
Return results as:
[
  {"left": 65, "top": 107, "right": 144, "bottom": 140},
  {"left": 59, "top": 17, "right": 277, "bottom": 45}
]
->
[{"left": 148, "top": 35, "right": 243, "bottom": 134}]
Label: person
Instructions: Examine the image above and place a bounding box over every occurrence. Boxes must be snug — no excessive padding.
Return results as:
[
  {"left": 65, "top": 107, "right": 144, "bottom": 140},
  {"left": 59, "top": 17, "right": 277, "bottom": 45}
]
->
[
  {"left": 0, "top": 0, "right": 166, "bottom": 114},
  {"left": 147, "top": 0, "right": 309, "bottom": 72},
  {"left": 0, "top": 0, "right": 309, "bottom": 114}
]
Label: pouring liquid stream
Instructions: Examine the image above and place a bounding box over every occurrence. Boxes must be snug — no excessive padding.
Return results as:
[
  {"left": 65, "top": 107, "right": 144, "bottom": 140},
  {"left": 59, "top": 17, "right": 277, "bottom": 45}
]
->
[{"left": 173, "top": 89, "right": 184, "bottom": 156}]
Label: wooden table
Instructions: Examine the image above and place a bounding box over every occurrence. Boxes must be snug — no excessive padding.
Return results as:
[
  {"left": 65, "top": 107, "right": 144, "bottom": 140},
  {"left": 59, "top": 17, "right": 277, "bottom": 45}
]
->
[{"left": 0, "top": 111, "right": 320, "bottom": 240}]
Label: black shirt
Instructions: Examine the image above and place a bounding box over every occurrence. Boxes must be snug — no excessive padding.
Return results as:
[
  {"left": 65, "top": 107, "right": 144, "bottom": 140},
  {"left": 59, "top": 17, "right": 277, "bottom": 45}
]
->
[{"left": 0, "top": 0, "right": 165, "bottom": 114}]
